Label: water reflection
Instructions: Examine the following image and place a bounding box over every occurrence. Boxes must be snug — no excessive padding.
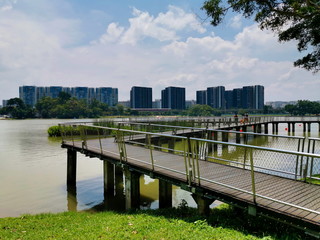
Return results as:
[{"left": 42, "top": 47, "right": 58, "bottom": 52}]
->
[{"left": 1, "top": 120, "right": 319, "bottom": 218}]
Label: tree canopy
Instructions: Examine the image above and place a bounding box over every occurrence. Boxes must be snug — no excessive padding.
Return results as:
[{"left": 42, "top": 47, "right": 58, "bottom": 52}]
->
[{"left": 202, "top": 0, "right": 320, "bottom": 72}]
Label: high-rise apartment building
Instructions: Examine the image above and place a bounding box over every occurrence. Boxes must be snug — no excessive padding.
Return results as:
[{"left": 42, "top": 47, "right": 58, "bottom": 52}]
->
[
  {"left": 233, "top": 88, "right": 243, "bottom": 109},
  {"left": 73, "top": 87, "right": 88, "bottom": 101},
  {"left": 207, "top": 86, "right": 225, "bottom": 109},
  {"left": 130, "top": 86, "right": 152, "bottom": 109},
  {"left": 253, "top": 85, "right": 264, "bottom": 110},
  {"left": 19, "top": 86, "right": 37, "bottom": 107},
  {"left": 48, "top": 86, "right": 63, "bottom": 98},
  {"left": 196, "top": 85, "right": 264, "bottom": 110},
  {"left": 161, "top": 86, "right": 185, "bottom": 110},
  {"left": 242, "top": 86, "right": 254, "bottom": 109},
  {"left": 18, "top": 86, "right": 118, "bottom": 106},
  {"left": 196, "top": 90, "right": 207, "bottom": 105},
  {"left": 225, "top": 90, "right": 233, "bottom": 109},
  {"left": 96, "top": 87, "right": 118, "bottom": 106}
]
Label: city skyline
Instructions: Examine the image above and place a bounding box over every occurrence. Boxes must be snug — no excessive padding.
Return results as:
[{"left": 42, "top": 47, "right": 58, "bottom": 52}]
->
[
  {"left": 15, "top": 84, "right": 264, "bottom": 111},
  {"left": 0, "top": 1, "right": 319, "bottom": 104}
]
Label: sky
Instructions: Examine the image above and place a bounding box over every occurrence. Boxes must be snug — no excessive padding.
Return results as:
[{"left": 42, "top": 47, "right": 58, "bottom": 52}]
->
[{"left": 0, "top": 0, "right": 319, "bottom": 103}]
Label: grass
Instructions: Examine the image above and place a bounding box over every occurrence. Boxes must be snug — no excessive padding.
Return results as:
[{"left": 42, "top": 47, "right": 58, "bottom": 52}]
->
[
  {"left": 306, "top": 174, "right": 320, "bottom": 185},
  {"left": 0, "top": 204, "right": 313, "bottom": 240}
]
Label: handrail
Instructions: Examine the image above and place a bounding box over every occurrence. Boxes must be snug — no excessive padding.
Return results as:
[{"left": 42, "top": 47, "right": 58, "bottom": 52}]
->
[
  {"left": 60, "top": 122, "right": 320, "bottom": 216},
  {"left": 118, "top": 121, "right": 305, "bottom": 140}
]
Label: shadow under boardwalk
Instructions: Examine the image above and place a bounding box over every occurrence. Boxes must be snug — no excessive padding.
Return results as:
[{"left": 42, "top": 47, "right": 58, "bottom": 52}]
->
[{"left": 62, "top": 137, "right": 320, "bottom": 235}]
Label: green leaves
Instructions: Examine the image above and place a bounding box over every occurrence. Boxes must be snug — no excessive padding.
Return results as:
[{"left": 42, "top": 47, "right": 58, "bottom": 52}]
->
[{"left": 202, "top": 0, "right": 320, "bottom": 73}]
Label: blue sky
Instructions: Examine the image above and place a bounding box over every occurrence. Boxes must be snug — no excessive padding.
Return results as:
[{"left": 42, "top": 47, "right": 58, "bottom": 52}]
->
[{"left": 0, "top": 0, "right": 319, "bottom": 103}]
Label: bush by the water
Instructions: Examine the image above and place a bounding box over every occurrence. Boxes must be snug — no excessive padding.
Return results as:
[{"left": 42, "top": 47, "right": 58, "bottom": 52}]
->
[{"left": 48, "top": 126, "right": 61, "bottom": 137}]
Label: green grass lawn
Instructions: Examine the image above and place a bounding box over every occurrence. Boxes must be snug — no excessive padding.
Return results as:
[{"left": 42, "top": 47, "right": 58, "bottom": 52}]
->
[{"left": 0, "top": 204, "right": 313, "bottom": 240}]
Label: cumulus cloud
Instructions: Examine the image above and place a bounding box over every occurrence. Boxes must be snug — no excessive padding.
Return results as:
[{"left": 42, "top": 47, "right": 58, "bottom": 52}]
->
[
  {"left": 97, "top": 6, "right": 206, "bottom": 45},
  {"left": 97, "top": 22, "right": 125, "bottom": 44},
  {"left": 0, "top": 2, "right": 318, "bottom": 103},
  {"left": 228, "top": 14, "right": 242, "bottom": 29},
  {"left": 0, "top": 0, "right": 17, "bottom": 12}
]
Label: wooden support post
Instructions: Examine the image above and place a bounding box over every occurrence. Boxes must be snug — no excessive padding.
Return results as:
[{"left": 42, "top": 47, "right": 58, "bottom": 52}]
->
[
  {"left": 235, "top": 127, "right": 241, "bottom": 144},
  {"left": 275, "top": 123, "right": 279, "bottom": 133},
  {"left": 124, "top": 167, "right": 141, "bottom": 210},
  {"left": 67, "top": 148, "right": 77, "bottom": 187},
  {"left": 253, "top": 125, "right": 257, "bottom": 133},
  {"left": 222, "top": 132, "right": 228, "bottom": 149},
  {"left": 242, "top": 126, "right": 247, "bottom": 133},
  {"left": 104, "top": 161, "right": 114, "bottom": 197},
  {"left": 159, "top": 180, "right": 172, "bottom": 208},
  {"left": 213, "top": 132, "right": 218, "bottom": 152},
  {"left": 292, "top": 123, "right": 295, "bottom": 133},
  {"left": 288, "top": 123, "right": 291, "bottom": 132},
  {"left": 192, "top": 194, "right": 215, "bottom": 216},
  {"left": 257, "top": 124, "right": 262, "bottom": 133},
  {"left": 303, "top": 123, "right": 306, "bottom": 132},
  {"left": 319, "top": 123, "right": 320, "bottom": 132},
  {"left": 67, "top": 185, "right": 77, "bottom": 212},
  {"left": 308, "top": 123, "right": 311, "bottom": 132},
  {"left": 168, "top": 138, "right": 175, "bottom": 153},
  {"left": 115, "top": 165, "right": 124, "bottom": 196},
  {"left": 264, "top": 123, "right": 268, "bottom": 134}
]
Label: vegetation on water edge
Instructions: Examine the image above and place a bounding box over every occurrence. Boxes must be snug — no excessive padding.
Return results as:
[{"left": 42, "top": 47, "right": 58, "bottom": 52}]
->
[{"left": 0, "top": 204, "right": 315, "bottom": 240}]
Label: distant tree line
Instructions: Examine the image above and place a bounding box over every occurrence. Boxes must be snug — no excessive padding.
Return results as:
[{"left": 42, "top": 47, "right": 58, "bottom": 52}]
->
[
  {"left": 1, "top": 95, "right": 319, "bottom": 119},
  {"left": 284, "top": 100, "right": 320, "bottom": 116},
  {"left": 0, "top": 92, "right": 137, "bottom": 119}
]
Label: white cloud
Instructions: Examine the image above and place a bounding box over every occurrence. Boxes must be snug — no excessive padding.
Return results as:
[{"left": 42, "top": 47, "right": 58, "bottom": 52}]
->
[
  {"left": 0, "top": 3, "right": 318, "bottom": 103},
  {"left": 0, "top": 0, "right": 17, "bottom": 12},
  {"left": 97, "top": 22, "right": 125, "bottom": 44},
  {"left": 228, "top": 14, "right": 242, "bottom": 29},
  {"left": 97, "top": 6, "right": 206, "bottom": 46}
]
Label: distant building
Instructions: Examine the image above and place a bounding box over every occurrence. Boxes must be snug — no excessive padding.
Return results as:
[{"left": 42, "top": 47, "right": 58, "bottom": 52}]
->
[
  {"left": 19, "top": 86, "right": 37, "bottom": 107},
  {"left": 225, "top": 90, "right": 233, "bottom": 109},
  {"left": 130, "top": 86, "right": 152, "bottom": 109},
  {"left": 36, "top": 87, "right": 47, "bottom": 101},
  {"left": 233, "top": 88, "right": 243, "bottom": 109},
  {"left": 48, "top": 86, "right": 63, "bottom": 99},
  {"left": 242, "top": 86, "right": 254, "bottom": 109},
  {"left": 73, "top": 87, "right": 88, "bottom": 101},
  {"left": 196, "top": 85, "right": 264, "bottom": 110},
  {"left": 2, "top": 100, "right": 8, "bottom": 107},
  {"left": 265, "top": 101, "right": 297, "bottom": 109},
  {"left": 196, "top": 90, "right": 207, "bottom": 105},
  {"left": 96, "top": 87, "right": 118, "bottom": 106},
  {"left": 118, "top": 100, "right": 130, "bottom": 108},
  {"left": 186, "top": 100, "right": 196, "bottom": 108},
  {"left": 18, "top": 85, "right": 118, "bottom": 106},
  {"left": 207, "top": 86, "right": 225, "bottom": 109},
  {"left": 242, "top": 85, "right": 264, "bottom": 110},
  {"left": 253, "top": 85, "right": 264, "bottom": 110},
  {"left": 161, "top": 86, "right": 186, "bottom": 110},
  {"left": 152, "top": 99, "right": 161, "bottom": 109}
]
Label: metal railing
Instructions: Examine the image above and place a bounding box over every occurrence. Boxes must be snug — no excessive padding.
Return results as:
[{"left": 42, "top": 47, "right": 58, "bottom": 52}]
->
[
  {"left": 59, "top": 122, "right": 320, "bottom": 216},
  {"left": 110, "top": 121, "right": 306, "bottom": 152}
]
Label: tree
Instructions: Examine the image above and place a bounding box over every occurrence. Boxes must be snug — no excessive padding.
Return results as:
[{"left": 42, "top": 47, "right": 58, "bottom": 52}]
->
[
  {"left": 187, "top": 104, "right": 216, "bottom": 116},
  {"left": 3, "top": 98, "right": 35, "bottom": 119},
  {"left": 202, "top": 0, "right": 320, "bottom": 72},
  {"left": 36, "top": 97, "right": 58, "bottom": 118}
]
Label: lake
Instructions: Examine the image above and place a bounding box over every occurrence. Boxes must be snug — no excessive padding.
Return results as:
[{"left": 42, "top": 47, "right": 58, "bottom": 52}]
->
[
  {"left": 0, "top": 119, "right": 319, "bottom": 218},
  {"left": 0, "top": 119, "right": 205, "bottom": 218}
]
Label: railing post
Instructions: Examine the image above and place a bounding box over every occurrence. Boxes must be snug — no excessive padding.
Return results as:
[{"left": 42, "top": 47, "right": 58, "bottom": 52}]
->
[
  {"left": 98, "top": 127, "right": 103, "bottom": 155},
  {"left": 249, "top": 148, "right": 256, "bottom": 204},
  {"left": 147, "top": 134, "right": 154, "bottom": 171}
]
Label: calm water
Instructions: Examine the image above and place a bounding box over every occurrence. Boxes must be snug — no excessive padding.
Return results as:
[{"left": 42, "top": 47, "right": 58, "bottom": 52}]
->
[
  {"left": 0, "top": 119, "right": 319, "bottom": 218},
  {"left": 0, "top": 119, "right": 203, "bottom": 218}
]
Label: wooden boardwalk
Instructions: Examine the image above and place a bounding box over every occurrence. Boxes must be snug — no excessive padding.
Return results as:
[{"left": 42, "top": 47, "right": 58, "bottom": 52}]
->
[{"left": 63, "top": 137, "right": 320, "bottom": 234}]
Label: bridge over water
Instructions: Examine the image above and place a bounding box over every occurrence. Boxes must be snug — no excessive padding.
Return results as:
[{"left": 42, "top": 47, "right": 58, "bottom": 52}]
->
[{"left": 60, "top": 117, "right": 320, "bottom": 237}]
